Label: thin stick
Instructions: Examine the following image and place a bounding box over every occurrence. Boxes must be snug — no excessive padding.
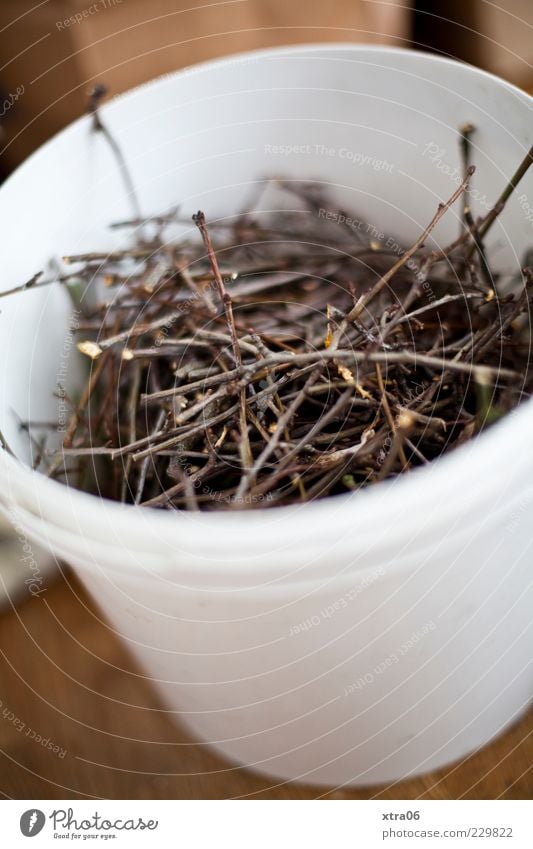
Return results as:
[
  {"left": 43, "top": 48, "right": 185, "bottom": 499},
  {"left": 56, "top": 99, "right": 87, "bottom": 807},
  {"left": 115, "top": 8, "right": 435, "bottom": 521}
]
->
[
  {"left": 132, "top": 404, "right": 239, "bottom": 461},
  {"left": 171, "top": 465, "right": 200, "bottom": 511},
  {"left": 474, "top": 144, "right": 533, "bottom": 243},
  {"left": 394, "top": 292, "right": 483, "bottom": 326},
  {"left": 0, "top": 426, "right": 15, "bottom": 457},
  {"left": 339, "top": 167, "right": 475, "bottom": 328},
  {"left": 141, "top": 455, "right": 217, "bottom": 507},
  {"left": 47, "top": 353, "right": 108, "bottom": 476},
  {"left": 78, "top": 308, "right": 188, "bottom": 357},
  {"left": 88, "top": 85, "right": 142, "bottom": 220},
  {"left": 376, "top": 427, "right": 407, "bottom": 481},
  {"left": 134, "top": 410, "right": 166, "bottom": 505},
  {"left": 233, "top": 368, "right": 323, "bottom": 501},
  {"left": 120, "top": 361, "right": 141, "bottom": 502},
  {"left": 10, "top": 139, "right": 532, "bottom": 511},
  {"left": 140, "top": 347, "right": 516, "bottom": 411},
  {"left": 459, "top": 123, "right": 475, "bottom": 229},
  {"left": 375, "top": 363, "right": 409, "bottom": 468}
]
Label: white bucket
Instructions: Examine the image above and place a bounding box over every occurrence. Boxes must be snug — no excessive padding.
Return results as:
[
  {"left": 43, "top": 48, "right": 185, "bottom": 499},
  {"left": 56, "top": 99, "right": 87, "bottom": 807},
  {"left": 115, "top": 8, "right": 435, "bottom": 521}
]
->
[{"left": 0, "top": 45, "right": 532, "bottom": 787}]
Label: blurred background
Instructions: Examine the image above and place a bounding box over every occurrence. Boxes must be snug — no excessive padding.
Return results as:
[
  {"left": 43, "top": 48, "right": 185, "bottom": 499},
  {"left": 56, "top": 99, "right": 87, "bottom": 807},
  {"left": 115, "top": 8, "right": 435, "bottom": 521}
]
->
[{"left": 0, "top": 0, "right": 532, "bottom": 800}]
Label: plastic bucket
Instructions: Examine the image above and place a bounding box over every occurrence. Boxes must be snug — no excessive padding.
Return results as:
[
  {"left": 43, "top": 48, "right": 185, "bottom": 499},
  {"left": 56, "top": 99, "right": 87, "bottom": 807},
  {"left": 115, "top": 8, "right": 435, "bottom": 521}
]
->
[{"left": 0, "top": 45, "right": 532, "bottom": 787}]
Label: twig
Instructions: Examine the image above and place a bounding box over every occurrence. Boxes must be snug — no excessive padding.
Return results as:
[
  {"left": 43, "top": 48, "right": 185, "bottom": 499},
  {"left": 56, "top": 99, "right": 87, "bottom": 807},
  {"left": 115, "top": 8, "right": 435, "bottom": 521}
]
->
[
  {"left": 233, "top": 368, "right": 323, "bottom": 501},
  {"left": 337, "top": 167, "right": 475, "bottom": 331},
  {"left": 134, "top": 410, "right": 166, "bottom": 504},
  {"left": 375, "top": 362, "right": 409, "bottom": 468},
  {"left": 0, "top": 272, "right": 44, "bottom": 300},
  {"left": 473, "top": 143, "right": 533, "bottom": 244},
  {"left": 12, "top": 140, "right": 532, "bottom": 510},
  {"left": 0, "top": 426, "right": 15, "bottom": 458}
]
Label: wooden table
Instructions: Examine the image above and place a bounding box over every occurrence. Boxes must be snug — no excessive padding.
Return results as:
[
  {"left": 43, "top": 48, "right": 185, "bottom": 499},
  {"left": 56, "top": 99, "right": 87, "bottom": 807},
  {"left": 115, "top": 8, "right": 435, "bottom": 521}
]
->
[{"left": 0, "top": 572, "right": 531, "bottom": 799}]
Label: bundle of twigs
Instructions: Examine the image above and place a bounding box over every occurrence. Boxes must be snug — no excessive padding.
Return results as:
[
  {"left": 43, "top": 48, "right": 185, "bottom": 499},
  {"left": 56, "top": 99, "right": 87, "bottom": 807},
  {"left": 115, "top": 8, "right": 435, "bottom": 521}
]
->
[{"left": 4, "top": 116, "right": 533, "bottom": 510}]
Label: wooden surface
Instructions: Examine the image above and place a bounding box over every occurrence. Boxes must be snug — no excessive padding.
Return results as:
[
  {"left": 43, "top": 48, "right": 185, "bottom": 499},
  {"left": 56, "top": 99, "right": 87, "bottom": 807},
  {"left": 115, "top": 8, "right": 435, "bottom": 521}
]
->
[{"left": 0, "top": 571, "right": 531, "bottom": 800}]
